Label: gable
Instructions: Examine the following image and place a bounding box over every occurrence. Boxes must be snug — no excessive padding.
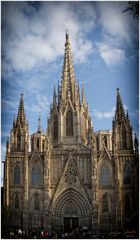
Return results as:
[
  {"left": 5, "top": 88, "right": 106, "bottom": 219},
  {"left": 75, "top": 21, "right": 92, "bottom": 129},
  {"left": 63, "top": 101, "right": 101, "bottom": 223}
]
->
[{"left": 51, "top": 153, "right": 92, "bottom": 208}]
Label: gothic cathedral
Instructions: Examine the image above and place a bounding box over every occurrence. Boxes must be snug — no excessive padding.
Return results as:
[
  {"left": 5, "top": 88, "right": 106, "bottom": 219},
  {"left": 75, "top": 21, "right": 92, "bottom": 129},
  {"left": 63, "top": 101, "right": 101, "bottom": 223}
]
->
[{"left": 4, "top": 34, "right": 139, "bottom": 232}]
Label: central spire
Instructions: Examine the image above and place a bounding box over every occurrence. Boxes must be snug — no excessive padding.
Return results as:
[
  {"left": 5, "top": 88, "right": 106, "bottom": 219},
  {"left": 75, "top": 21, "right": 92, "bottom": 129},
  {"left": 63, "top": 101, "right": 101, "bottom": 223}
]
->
[{"left": 61, "top": 33, "right": 76, "bottom": 103}]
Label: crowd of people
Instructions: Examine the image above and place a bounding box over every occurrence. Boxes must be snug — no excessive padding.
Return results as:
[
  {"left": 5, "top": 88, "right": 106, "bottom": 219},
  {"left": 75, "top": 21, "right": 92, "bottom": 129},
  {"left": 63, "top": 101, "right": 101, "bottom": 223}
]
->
[{"left": 2, "top": 227, "right": 138, "bottom": 239}]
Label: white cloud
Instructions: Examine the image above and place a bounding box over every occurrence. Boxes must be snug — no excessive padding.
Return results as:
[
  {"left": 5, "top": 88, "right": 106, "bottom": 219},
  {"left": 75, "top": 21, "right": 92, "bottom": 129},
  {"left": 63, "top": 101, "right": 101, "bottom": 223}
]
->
[
  {"left": 1, "top": 144, "right": 6, "bottom": 162},
  {"left": 98, "top": 2, "right": 136, "bottom": 45},
  {"left": 98, "top": 43, "right": 125, "bottom": 66},
  {"left": 2, "top": 92, "right": 50, "bottom": 115},
  {"left": 93, "top": 107, "right": 115, "bottom": 120},
  {"left": 2, "top": 2, "right": 95, "bottom": 72},
  {"left": 26, "top": 93, "right": 50, "bottom": 113}
]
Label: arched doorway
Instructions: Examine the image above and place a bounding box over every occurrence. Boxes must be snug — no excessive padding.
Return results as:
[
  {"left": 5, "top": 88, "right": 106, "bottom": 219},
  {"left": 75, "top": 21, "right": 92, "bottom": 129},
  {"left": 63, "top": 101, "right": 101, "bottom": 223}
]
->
[
  {"left": 63, "top": 200, "right": 79, "bottom": 232},
  {"left": 51, "top": 188, "right": 92, "bottom": 231}
]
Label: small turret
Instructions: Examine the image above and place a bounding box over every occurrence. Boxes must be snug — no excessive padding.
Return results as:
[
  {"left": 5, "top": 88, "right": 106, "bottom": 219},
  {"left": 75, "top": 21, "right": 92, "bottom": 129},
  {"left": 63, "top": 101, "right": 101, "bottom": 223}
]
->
[{"left": 31, "top": 114, "right": 46, "bottom": 153}]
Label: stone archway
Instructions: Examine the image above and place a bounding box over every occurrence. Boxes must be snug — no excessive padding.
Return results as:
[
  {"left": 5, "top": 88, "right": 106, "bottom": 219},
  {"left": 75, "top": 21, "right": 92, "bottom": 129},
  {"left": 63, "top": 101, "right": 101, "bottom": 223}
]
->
[{"left": 51, "top": 188, "right": 92, "bottom": 231}]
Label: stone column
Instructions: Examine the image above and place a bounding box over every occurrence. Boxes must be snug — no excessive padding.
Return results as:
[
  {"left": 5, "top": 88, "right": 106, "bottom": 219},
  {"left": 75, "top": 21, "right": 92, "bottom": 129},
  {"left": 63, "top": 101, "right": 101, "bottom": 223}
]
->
[
  {"left": 91, "top": 140, "right": 98, "bottom": 232},
  {"left": 23, "top": 150, "right": 29, "bottom": 229}
]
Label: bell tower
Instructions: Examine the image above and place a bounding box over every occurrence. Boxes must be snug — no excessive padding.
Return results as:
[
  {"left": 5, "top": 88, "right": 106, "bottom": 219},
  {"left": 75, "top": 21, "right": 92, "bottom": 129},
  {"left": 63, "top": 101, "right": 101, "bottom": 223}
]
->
[
  {"left": 112, "top": 88, "right": 133, "bottom": 153},
  {"left": 10, "top": 94, "right": 29, "bottom": 152}
]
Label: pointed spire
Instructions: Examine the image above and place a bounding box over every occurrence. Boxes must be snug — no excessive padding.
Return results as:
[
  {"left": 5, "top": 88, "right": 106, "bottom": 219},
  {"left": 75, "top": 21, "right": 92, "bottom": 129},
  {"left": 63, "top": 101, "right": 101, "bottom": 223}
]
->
[
  {"left": 13, "top": 114, "right": 16, "bottom": 128},
  {"left": 38, "top": 113, "right": 42, "bottom": 133},
  {"left": 53, "top": 85, "right": 57, "bottom": 108},
  {"left": 81, "top": 82, "right": 86, "bottom": 105},
  {"left": 115, "top": 88, "right": 125, "bottom": 121},
  {"left": 61, "top": 32, "right": 76, "bottom": 103},
  {"left": 17, "top": 93, "right": 26, "bottom": 126}
]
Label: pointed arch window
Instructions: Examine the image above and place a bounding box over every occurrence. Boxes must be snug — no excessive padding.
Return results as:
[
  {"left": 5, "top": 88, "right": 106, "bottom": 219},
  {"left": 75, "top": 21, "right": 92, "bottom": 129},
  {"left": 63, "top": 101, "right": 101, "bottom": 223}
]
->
[
  {"left": 17, "top": 130, "right": 21, "bottom": 151},
  {"left": 31, "top": 166, "right": 42, "bottom": 186},
  {"left": 34, "top": 193, "right": 39, "bottom": 210},
  {"left": 123, "top": 164, "right": 130, "bottom": 185},
  {"left": 125, "top": 194, "right": 131, "bottom": 214},
  {"left": 100, "top": 164, "right": 111, "bottom": 187},
  {"left": 15, "top": 194, "right": 20, "bottom": 209},
  {"left": 66, "top": 110, "right": 73, "bottom": 136},
  {"left": 102, "top": 194, "right": 109, "bottom": 212},
  {"left": 53, "top": 114, "right": 58, "bottom": 140},
  {"left": 42, "top": 139, "right": 45, "bottom": 152},
  {"left": 14, "top": 165, "right": 20, "bottom": 184},
  {"left": 37, "top": 138, "right": 39, "bottom": 151},
  {"left": 103, "top": 136, "right": 108, "bottom": 148}
]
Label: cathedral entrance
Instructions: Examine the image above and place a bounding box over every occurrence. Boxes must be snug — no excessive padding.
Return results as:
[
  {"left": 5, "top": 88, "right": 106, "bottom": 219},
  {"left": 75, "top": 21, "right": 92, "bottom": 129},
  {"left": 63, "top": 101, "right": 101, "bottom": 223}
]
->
[
  {"left": 64, "top": 217, "right": 79, "bottom": 232},
  {"left": 52, "top": 188, "right": 93, "bottom": 231}
]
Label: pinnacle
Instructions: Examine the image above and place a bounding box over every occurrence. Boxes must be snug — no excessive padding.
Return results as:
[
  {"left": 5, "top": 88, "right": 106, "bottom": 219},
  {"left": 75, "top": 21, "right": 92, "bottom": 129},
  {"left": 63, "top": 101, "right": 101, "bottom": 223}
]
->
[
  {"left": 16, "top": 93, "right": 26, "bottom": 126},
  {"left": 115, "top": 88, "right": 125, "bottom": 121},
  {"left": 38, "top": 113, "right": 42, "bottom": 133}
]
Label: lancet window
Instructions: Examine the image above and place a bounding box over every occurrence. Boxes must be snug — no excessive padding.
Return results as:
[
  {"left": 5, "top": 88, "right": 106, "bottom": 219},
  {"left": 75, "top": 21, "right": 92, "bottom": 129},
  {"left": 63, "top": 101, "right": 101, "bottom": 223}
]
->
[{"left": 66, "top": 110, "right": 73, "bottom": 136}]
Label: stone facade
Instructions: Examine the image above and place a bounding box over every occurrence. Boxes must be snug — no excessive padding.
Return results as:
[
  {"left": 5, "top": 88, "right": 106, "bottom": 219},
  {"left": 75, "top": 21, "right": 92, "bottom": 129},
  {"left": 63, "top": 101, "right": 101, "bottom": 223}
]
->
[{"left": 4, "top": 34, "right": 139, "bottom": 232}]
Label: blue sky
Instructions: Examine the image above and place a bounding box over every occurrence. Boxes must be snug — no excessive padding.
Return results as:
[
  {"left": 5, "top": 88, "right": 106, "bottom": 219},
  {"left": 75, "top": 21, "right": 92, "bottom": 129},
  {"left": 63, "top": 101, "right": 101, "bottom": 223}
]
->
[{"left": 1, "top": 2, "right": 139, "bottom": 177}]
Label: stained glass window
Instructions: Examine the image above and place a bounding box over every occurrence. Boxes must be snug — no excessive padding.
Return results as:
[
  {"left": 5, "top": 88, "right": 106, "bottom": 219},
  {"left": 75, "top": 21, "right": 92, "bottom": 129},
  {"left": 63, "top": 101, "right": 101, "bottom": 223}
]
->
[
  {"left": 14, "top": 165, "right": 20, "bottom": 184},
  {"left": 32, "top": 166, "right": 42, "bottom": 185},
  {"left": 123, "top": 164, "right": 130, "bottom": 185},
  {"left": 100, "top": 164, "right": 111, "bottom": 187}
]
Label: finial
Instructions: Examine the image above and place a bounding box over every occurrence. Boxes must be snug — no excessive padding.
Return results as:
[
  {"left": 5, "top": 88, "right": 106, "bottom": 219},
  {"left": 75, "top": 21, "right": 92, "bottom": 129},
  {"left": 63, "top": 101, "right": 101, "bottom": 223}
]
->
[
  {"left": 116, "top": 87, "right": 119, "bottom": 92},
  {"left": 66, "top": 29, "right": 69, "bottom": 40},
  {"left": 38, "top": 112, "right": 42, "bottom": 133}
]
